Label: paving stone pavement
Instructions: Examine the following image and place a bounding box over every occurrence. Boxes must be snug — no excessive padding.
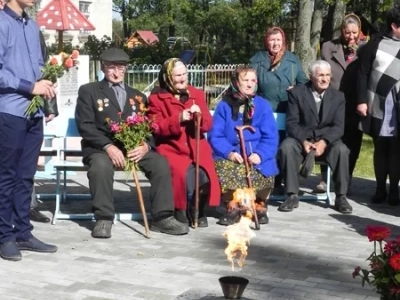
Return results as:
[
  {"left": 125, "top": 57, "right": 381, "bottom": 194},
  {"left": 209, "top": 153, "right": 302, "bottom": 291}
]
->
[{"left": 1, "top": 172, "right": 399, "bottom": 300}]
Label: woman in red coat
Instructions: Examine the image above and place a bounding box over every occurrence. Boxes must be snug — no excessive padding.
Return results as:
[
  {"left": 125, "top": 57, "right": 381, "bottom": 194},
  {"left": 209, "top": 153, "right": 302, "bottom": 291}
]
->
[{"left": 147, "top": 58, "right": 220, "bottom": 228}]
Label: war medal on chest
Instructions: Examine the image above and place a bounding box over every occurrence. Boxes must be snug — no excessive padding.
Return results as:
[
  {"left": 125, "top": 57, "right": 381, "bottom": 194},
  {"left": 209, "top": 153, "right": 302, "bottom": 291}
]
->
[
  {"left": 129, "top": 98, "right": 136, "bottom": 116},
  {"left": 97, "top": 99, "right": 104, "bottom": 112},
  {"left": 104, "top": 98, "right": 109, "bottom": 107}
]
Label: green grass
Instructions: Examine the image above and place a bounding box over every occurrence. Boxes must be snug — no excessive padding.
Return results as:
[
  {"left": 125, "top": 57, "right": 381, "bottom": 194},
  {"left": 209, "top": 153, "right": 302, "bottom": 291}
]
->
[{"left": 313, "top": 134, "right": 374, "bottom": 179}]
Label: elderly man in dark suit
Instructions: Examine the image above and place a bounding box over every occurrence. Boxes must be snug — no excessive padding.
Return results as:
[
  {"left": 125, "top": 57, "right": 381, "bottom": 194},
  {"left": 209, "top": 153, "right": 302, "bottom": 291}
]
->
[
  {"left": 277, "top": 60, "right": 353, "bottom": 214},
  {"left": 75, "top": 48, "right": 189, "bottom": 238}
]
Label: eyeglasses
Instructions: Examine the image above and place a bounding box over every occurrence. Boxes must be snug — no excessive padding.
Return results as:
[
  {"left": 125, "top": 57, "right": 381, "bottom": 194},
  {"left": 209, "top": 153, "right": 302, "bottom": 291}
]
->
[{"left": 104, "top": 64, "right": 126, "bottom": 71}]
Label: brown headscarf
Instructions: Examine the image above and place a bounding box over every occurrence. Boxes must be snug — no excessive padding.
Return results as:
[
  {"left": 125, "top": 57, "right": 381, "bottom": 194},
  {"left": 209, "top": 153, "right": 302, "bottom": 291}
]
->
[
  {"left": 156, "top": 58, "right": 190, "bottom": 102},
  {"left": 264, "top": 27, "right": 287, "bottom": 68}
]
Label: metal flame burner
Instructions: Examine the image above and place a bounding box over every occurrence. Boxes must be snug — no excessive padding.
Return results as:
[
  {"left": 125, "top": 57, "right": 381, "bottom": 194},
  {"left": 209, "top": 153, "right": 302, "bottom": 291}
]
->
[{"left": 219, "top": 276, "right": 249, "bottom": 299}]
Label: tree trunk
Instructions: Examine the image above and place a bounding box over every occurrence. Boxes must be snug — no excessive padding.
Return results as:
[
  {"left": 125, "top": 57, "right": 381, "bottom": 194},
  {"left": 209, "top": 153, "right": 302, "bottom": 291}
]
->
[
  {"left": 121, "top": 1, "right": 129, "bottom": 39},
  {"left": 295, "top": 0, "right": 315, "bottom": 70},
  {"left": 311, "top": 0, "right": 324, "bottom": 51},
  {"left": 331, "top": 0, "right": 346, "bottom": 39}
]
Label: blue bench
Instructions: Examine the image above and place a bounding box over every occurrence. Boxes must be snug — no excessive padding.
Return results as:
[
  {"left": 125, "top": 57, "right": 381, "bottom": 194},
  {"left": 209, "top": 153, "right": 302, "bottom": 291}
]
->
[
  {"left": 50, "top": 115, "right": 149, "bottom": 224},
  {"left": 271, "top": 113, "right": 332, "bottom": 207}
]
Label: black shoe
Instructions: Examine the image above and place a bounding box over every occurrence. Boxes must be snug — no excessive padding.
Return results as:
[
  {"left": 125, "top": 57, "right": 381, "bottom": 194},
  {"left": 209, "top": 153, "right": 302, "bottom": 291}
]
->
[
  {"left": 16, "top": 236, "right": 58, "bottom": 253},
  {"left": 334, "top": 195, "right": 353, "bottom": 214},
  {"left": 217, "top": 208, "right": 241, "bottom": 226},
  {"left": 151, "top": 216, "right": 189, "bottom": 235},
  {"left": 0, "top": 242, "right": 22, "bottom": 261},
  {"left": 188, "top": 208, "right": 208, "bottom": 228},
  {"left": 92, "top": 220, "right": 112, "bottom": 238},
  {"left": 388, "top": 190, "right": 400, "bottom": 206},
  {"left": 278, "top": 194, "right": 299, "bottom": 212},
  {"left": 257, "top": 210, "right": 269, "bottom": 224},
  {"left": 30, "top": 208, "right": 50, "bottom": 223},
  {"left": 371, "top": 191, "right": 387, "bottom": 204}
]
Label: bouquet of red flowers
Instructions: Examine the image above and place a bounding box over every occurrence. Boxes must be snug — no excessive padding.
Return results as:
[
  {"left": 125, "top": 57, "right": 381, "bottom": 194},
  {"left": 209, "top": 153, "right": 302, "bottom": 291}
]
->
[
  {"left": 25, "top": 50, "right": 79, "bottom": 117},
  {"left": 106, "top": 104, "right": 158, "bottom": 173},
  {"left": 353, "top": 225, "right": 400, "bottom": 300}
]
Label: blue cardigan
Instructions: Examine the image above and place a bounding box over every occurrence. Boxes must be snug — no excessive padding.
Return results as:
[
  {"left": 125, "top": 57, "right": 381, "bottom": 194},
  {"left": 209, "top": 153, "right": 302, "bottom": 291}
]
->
[{"left": 208, "top": 95, "right": 279, "bottom": 177}]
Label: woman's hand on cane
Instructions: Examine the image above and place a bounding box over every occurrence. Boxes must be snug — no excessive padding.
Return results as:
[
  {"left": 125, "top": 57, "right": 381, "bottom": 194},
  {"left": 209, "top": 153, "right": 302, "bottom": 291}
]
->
[
  {"left": 189, "top": 104, "right": 201, "bottom": 114},
  {"left": 228, "top": 152, "right": 243, "bottom": 164},
  {"left": 248, "top": 153, "right": 261, "bottom": 165}
]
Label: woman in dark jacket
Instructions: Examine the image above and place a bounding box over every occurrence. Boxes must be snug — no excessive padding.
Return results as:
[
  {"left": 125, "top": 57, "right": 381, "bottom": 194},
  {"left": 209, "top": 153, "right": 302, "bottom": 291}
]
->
[
  {"left": 318, "top": 14, "right": 366, "bottom": 194},
  {"left": 356, "top": 7, "right": 400, "bottom": 205}
]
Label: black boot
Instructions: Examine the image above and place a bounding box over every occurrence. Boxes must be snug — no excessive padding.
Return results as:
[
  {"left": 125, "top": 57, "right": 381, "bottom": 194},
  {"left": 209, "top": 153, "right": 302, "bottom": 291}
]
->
[
  {"left": 151, "top": 214, "right": 189, "bottom": 235},
  {"left": 217, "top": 208, "right": 241, "bottom": 226}
]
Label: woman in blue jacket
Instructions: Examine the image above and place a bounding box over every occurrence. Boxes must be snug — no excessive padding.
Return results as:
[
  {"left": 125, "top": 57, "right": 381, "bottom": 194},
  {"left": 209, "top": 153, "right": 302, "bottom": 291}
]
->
[{"left": 208, "top": 66, "right": 279, "bottom": 226}]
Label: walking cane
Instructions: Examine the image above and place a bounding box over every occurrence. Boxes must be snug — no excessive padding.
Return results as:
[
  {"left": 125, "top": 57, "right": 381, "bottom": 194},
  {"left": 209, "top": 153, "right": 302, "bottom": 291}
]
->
[
  {"left": 193, "top": 112, "right": 202, "bottom": 229},
  {"left": 132, "top": 167, "right": 150, "bottom": 238},
  {"left": 235, "top": 125, "right": 260, "bottom": 231}
]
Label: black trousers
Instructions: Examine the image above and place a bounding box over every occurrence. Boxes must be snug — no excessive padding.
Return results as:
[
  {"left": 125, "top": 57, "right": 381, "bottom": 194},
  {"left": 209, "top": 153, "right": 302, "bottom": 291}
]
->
[
  {"left": 277, "top": 137, "right": 350, "bottom": 195},
  {"left": 86, "top": 151, "right": 175, "bottom": 220},
  {"left": 373, "top": 136, "right": 400, "bottom": 193}
]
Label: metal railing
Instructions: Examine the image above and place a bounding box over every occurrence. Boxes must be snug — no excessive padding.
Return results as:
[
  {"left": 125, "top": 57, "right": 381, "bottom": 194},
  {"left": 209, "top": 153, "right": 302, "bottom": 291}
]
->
[{"left": 90, "top": 62, "right": 239, "bottom": 108}]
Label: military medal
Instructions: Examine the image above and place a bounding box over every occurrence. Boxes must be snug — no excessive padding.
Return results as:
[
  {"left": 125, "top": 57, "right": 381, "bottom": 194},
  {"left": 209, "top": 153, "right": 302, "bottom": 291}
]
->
[
  {"left": 97, "top": 99, "right": 104, "bottom": 112},
  {"left": 104, "top": 98, "right": 109, "bottom": 107},
  {"left": 239, "top": 105, "right": 245, "bottom": 113}
]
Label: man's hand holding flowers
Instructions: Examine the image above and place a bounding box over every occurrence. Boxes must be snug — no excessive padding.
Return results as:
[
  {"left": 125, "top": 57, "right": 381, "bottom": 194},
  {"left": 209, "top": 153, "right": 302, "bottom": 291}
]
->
[
  {"left": 127, "top": 144, "right": 150, "bottom": 163},
  {"left": 32, "top": 80, "right": 56, "bottom": 100}
]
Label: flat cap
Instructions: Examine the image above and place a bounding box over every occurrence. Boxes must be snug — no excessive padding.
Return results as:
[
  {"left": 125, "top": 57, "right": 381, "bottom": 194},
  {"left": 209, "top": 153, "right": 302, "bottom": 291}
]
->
[{"left": 100, "top": 48, "right": 129, "bottom": 64}]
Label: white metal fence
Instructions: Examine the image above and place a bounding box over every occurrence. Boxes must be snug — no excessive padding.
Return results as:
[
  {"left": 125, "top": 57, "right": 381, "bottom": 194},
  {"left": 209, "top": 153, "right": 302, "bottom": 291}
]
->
[{"left": 90, "top": 62, "right": 239, "bottom": 107}]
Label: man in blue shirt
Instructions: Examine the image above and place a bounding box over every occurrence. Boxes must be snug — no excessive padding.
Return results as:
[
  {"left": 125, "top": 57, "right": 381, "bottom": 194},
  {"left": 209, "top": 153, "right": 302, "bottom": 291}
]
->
[{"left": 0, "top": 0, "right": 58, "bottom": 261}]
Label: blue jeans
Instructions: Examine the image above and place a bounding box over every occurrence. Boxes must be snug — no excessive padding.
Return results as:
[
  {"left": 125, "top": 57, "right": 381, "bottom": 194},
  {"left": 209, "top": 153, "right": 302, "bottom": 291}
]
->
[{"left": 0, "top": 113, "right": 43, "bottom": 243}]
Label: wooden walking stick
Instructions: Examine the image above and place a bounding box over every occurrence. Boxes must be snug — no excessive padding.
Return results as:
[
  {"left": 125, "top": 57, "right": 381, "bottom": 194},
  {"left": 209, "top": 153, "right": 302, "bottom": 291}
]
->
[
  {"left": 193, "top": 112, "right": 202, "bottom": 229},
  {"left": 132, "top": 166, "right": 150, "bottom": 238},
  {"left": 235, "top": 125, "right": 260, "bottom": 231}
]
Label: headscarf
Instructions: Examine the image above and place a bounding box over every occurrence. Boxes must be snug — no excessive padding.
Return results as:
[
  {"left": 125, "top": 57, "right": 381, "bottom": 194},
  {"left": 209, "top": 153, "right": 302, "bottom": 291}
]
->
[
  {"left": 222, "top": 67, "right": 256, "bottom": 125},
  {"left": 157, "top": 58, "right": 190, "bottom": 103},
  {"left": 340, "top": 14, "right": 366, "bottom": 63},
  {"left": 264, "top": 27, "right": 287, "bottom": 69}
]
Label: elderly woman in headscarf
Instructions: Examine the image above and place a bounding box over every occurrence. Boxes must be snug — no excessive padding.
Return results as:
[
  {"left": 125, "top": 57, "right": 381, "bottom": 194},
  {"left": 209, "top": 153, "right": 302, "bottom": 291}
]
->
[
  {"left": 208, "top": 66, "right": 279, "bottom": 226},
  {"left": 147, "top": 58, "right": 220, "bottom": 228},
  {"left": 318, "top": 14, "right": 367, "bottom": 194},
  {"left": 249, "top": 26, "right": 308, "bottom": 193}
]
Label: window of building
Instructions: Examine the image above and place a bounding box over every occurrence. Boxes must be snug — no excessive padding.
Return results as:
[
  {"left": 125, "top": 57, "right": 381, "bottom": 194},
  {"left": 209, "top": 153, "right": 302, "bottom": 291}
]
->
[{"left": 79, "top": 1, "right": 91, "bottom": 16}]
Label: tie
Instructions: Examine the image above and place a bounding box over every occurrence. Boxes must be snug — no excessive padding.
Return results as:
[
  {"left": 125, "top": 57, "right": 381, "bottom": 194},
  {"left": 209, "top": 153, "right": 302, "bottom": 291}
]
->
[
  {"left": 316, "top": 94, "right": 322, "bottom": 114},
  {"left": 112, "top": 84, "right": 126, "bottom": 111}
]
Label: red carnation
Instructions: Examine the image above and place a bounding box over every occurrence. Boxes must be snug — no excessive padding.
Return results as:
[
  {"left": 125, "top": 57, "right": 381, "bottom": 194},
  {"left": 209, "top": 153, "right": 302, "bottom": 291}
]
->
[
  {"left": 64, "top": 57, "right": 74, "bottom": 68},
  {"left": 390, "top": 254, "right": 400, "bottom": 271},
  {"left": 365, "top": 225, "right": 391, "bottom": 242},
  {"left": 71, "top": 50, "right": 79, "bottom": 59},
  {"left": 49, "top": 57, "right": 58, "bottom": 65}
]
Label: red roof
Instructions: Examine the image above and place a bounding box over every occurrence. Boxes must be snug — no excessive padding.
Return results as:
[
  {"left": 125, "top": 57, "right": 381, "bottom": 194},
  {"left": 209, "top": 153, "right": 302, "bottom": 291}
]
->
[
  {"left": 37, "top": 0, "right": 95, "bottom": 31},
  {"left": 134, "top": 31, "right": 159, "bottom": 45}
]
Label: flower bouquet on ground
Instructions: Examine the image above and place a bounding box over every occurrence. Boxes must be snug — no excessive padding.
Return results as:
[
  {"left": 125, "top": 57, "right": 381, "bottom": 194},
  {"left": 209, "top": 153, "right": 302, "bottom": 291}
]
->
[
  {"left": 25, "top": 50, "right": 79, "bottom": 117},
  {"left": 353, "top": 225, "right": 400, "bottom": 300}
]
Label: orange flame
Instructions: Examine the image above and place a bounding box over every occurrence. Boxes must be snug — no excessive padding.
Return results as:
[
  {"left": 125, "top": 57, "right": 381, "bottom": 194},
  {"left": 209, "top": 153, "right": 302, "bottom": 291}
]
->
[{"left": 223, "top": 188, "right": 256, "bottom": 271}]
